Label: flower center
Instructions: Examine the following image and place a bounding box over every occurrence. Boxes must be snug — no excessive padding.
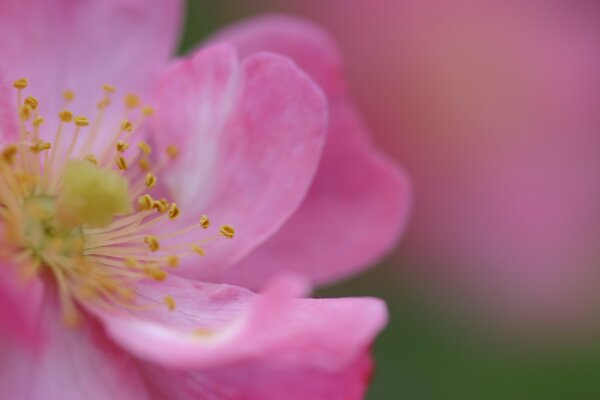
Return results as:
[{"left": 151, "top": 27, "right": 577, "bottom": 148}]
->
[{"left": 0, "top": 78, "right": 234, "bottom": 326}]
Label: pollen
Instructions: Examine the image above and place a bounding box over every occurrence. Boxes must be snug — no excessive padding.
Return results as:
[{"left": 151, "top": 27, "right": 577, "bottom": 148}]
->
[
  {"left": 164, "top": 295, "right": 176, "bottom": 311},
  {"left": 124, "top": 93, "right": 141, "bottom": 109},
  {"left": 13, "top": 78, "right": 28, "bottom": 89},
  {"left": 0, "top": 79, "right": 235, "bottom": 326},
  {"left": 63, "top": 90, "right": 75, "bottom": 102},
  {"left": 219, "top": 225, "right": 235, "bottom": 239},
  {"left": 200, "top": 215, "right": 210, "bottom": 229},
  {"left": 59, "top": 110, "right": 74, "bottom": 123}
]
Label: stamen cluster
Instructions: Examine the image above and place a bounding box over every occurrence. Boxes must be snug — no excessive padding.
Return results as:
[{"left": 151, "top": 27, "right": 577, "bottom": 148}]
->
[{"left": 0, "top": 79, "right": 234, "bottom": 325}]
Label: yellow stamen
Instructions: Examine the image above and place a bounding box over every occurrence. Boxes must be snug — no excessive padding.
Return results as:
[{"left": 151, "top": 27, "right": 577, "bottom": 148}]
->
[
  {"left": 1, "top": 78, "right": 236, "bottom": 328},
  {"left": 84, "top": 154, "right": 98, "bottom": 165},
  {"left": 24, "top": 96, "right": 39, "bottom": 110},
  {"left": 121, "top": 119, "right": 133, "bottom": 132},
  {"left": 74, "top": 116, "right": 90, "bottom": 127},
  {"left": 59, "top": 110, "right": 74, "bottom": 123},
  {"left": 116, "top": 141, "right": 129, "bottom": 153},
  {"left": 115, "top": 156, "right": 128, "bottom": 171},
  {"left": 144, "top": 235, "right": 160, "bottom": 251},
  {"left": 63, "top": 90, "right": 75, "bottom": 102},
  {"left": 166, "top": 255, "right": 179, "bottom": 268},
  {"left": 13, "top": 78, "right": 28, "bottom": 89},
  {"left": 137, "top": 141, "right": 152, "bottom": 156},
  {"left": 200, "top": 215, "right": 210, "bottom": 229},
  {"left": 124, "top": 93, "right": 140, "bottom": 109},
  {"left": 168, "top": 203, "right": 180, "bottom": 220},
  {"left": 219, "top": 225, "right": 235, "bottom": 239},
  {"left": 102, "top": 84, "right": 116, "bottom": 94},
  {"left": 142, "top": 106, "right": 155, "bottom": 117},
  {"left": 144, "top": 173, "right": 157, "bottom": 188},
  {"left": 192, "top": 245, "right": 206, "bottom": 256},
  {"left": 164, "top": 295, "right": 176, "bottom": 311}
]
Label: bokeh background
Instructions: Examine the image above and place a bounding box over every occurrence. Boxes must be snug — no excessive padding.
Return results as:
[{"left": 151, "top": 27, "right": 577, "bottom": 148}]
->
[{"left": 181, "top": 2, "right": 600, "bottom": 398}]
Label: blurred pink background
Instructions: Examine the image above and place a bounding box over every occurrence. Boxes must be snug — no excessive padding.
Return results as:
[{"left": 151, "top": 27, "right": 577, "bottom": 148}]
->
[{"left": 254, "top": 0, "right": 600, "bottom": 332}]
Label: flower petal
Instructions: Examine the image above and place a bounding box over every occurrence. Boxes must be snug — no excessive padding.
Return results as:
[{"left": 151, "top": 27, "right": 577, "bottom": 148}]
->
[
  {"left": 0, "top": 69, "right": 18, "bottom": 144},
  {"left": 0, "top": 260, "right": 44, "bottom": 347},
  {"left": 0, "top": 290, "right": 150, "bottom": 400},
  {"left": 89, "top": 274, "right": 386, "bottom": 372},
  {"left": 136, "top": 352, "right": 373, "bottom": 400},
  {"left": 150, "top": 44, "right": 328, "bottom": 276},
  {"left": 0, "top": 0, "right": 183, "bottom": 113},
  {"left": 206, "top": 15, "right": 412, "bottom": 287}
]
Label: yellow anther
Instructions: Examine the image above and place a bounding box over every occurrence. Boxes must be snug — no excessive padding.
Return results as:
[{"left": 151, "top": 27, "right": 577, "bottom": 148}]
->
[
  {"left": 19, "top": 105, "right": 32, "bottom": 121},
  {"left": 84, "top": 154, "right": 98, "bottom": 165},
  {"left": 124, "top": 257, "right": 139, "bottom": 269},
  {"left": 199, "top": 215, "right": 210, "bottom": 229},
  {"left": 144, "top": 235, "right": 160, "bottom": 252},
  {"left": 13, "top": 78, "right": 28, "bottom": 89},
  {"left": 121, "top": 119, "right": 133, "bottom": 132},
  {"left": 144, "top": 173, "right": 157, "bottom": 188},
  {"left": 102, "top": 84, "right": 116, "bottom": 94},
  {"left": 33, "top": 116, "right": 45, "bottom": 127},
  {"left": 59, "top": 110, "right": 73, "bottom": 123},
  {"left": 166, "top": 255, "right": 179, "bottom": 268},
  {"left": 124, "top": 93, "right": 141, "bottom": 108},
  {"left": 219, "top": 225, "right": 235, "bottom": 239},
  {"left": 30, "top": 141, "right": 51, "bottom": 153},
  {"left": 63, "top": 90, "right": 75, "bottom": 102},
  {"left": 116, "top": 141, "right": 129, "bottom": 153},
  {"left": 192, "top": 245, "right": 206, "bottom": 257},
  {"left": 115, "top": 156, "right": 128, "bottom": 171},
  {"left": 24, "top": 96, "right": 39, "bottom": 110},
  {"left": 166, "top": 145, "right": 179, "bottom": 159},
  {"left": 74, "top": 116, "right": 90, "bottom": 127},
  {"left": 152, "top": 200, "right": 168, "bottom": 213},
  {"left": 164, "top": 295, "right": 176, "bottom": 311},
  {"left": 97, "top": 97, "right": 111, "bottom": 109},
  {"left": 139, "top": 157, "right": 150, "bottom": 172},
  {"left": 137, "top": 141, "right": 152, "bottom": 155},
  {"left": 1, "top": 145, "right": 18, "bottom": 164},
  {"left": 137, "top": 194, "right": 154, "bottom": 211},
  {"left": 142, "top": 106, "right": 155, "bottom": 117},
  {"left": 168, "top": 203, "right": 180, "bottom": 220},
  {"left": 144, "top": 267, "right": 167, "bottom": 281}
]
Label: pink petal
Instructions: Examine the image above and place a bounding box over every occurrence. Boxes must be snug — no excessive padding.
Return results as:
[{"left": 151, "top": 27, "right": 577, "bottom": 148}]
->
[
  {"left": 150, "top": 44, "right": 328, "bottom": 276},
  {"left": 89, "top": 274, "right": 386, "bottom": 371},
  {"left": 0, "top": 0, "right": 183, "bottom": 114},
  {"left": 0, "top": 290, "right": 150, "bottom": 400},
  {"left": 206, "top": 15, "right": 412, "bottom": 287},
  {"left": 0, "top": 260, "right": 44, "bottom": 347},
  {"left": 0, "top": 69, "right": 17, "bottom": 144},
  {"left": 136, "top": 352, "right": 373, "bottom": 400}
]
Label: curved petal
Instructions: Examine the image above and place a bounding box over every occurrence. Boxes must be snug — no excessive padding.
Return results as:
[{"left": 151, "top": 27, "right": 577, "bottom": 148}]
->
[
  {"left": 206, "top": 15, "right": 412, "bottom": 287},
  {"left": 215, "top": 102, "right": 411, "bottom": 288},
  {"left": 137, "top": 352, "right": 373, "bottom": 400},
  {"left": 0, "top": 0, "right": 183, "bottom": 114},
  {"left": 0, "top": 290, "right": 150, "bottom": 400},
  {"left": 150, "top": 44, "right": 328, "bottom": 276},
  {"left": 89, "top": 274, "right": 386, "bottom": 372}
]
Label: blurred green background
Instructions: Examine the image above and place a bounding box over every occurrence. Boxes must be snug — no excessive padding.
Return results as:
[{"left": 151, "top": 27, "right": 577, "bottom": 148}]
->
[{"left": 179, "top": 2, "right": 600, "bottom": 399}]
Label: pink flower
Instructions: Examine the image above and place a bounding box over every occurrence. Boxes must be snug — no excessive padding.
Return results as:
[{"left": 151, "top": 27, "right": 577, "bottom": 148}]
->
[{"left": 0, "top": 2, "right": 409, "bottom": 399}]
